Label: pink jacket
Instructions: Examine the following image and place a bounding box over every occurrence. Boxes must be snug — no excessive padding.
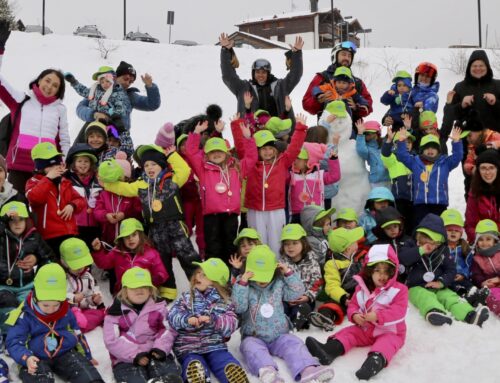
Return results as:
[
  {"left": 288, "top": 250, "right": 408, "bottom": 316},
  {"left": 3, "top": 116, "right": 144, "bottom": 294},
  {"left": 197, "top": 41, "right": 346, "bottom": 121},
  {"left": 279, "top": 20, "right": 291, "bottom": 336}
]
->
[
  {"left": 288, "top": 159, "right": 340, "bottom": 214},
  {"left": 93, "top": 190, "right": 143, "bottom": 243},
  {"left": 103, "top": 297, "right": 176, "bottom": 366},
  {"left": 348, "top": 245, "right": 408, "bottom": 338},
  {"left": 185, "top": 131, "right": 257, "bottom": 216},
  {"left": 92, "top": 245, "right": 168, "bottom": 293}
]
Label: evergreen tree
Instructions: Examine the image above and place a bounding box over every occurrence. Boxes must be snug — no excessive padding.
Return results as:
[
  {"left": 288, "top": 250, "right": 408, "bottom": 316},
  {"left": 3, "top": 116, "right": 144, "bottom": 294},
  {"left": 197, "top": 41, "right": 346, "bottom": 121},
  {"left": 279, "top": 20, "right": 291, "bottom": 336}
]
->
[{"left": 0, "top": 0, "right": 15, "bottom": 28}]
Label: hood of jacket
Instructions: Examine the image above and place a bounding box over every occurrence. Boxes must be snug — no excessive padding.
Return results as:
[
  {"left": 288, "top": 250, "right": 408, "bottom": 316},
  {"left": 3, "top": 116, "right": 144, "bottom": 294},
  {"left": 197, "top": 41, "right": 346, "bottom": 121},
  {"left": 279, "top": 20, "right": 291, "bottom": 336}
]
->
[
  {"left": 300, "top": 205, "right": 326, "bottom": 239},
  {"left": 354, "top": 244, "right": 400, "bottom": 291},
  {"left": 372, "top": 206, "right": 404, "bottom": 240},
  {"left": 465, "top": 50, "right": 494, "bottom": 83}
]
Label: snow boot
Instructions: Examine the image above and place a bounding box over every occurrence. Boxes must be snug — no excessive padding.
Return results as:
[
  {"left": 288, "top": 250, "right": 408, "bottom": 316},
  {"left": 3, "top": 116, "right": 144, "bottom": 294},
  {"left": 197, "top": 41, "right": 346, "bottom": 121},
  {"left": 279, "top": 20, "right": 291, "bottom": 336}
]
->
[
  {"left": 0, "top": 358, "right": 8, "bottom": 383},
  {"left": 300, "top": 365, "right": 335, "bottom": 383},
  {"left": 185, "top": 360, "right": 208, "bottom": 383},
  {"left": 355, "top": 352, "right": 386, "bottom": 380},
  {"left": 147, "top": 375, "right": 183, "bottom": 383},
  {"left": 465, "top": 286, "right": 490, "bottom": 308},
  {"left": 258, "top": 367, "right": 284, "bottom": 383},
  {"left": 425, "top": 310, "right": 453, "bottom": 326},
  {"left": 305, "top": 337, "right": 344, "bottom": 365},
  {"left": 224, "top": 363, "right": 249, "bottom": 383},
  {"left": 308, "top": 311, "right": 335, "bottom": 332},
  {"left": 293, "top": 303, "right": 312, "bottom": 331},
  {"left": 465, "top": 305, "right": 490, "bottom": 327}
]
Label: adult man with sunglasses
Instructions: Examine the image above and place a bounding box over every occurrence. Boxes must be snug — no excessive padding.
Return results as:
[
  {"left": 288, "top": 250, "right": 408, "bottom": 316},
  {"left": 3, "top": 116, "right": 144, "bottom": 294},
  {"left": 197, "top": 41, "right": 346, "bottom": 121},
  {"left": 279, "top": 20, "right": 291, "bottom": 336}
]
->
[
  {"left": 219, "top": 32, "right": 304, "bottom": 119},
  {"left": 302, "top": 41, "right": 373, "bottom": 126}
]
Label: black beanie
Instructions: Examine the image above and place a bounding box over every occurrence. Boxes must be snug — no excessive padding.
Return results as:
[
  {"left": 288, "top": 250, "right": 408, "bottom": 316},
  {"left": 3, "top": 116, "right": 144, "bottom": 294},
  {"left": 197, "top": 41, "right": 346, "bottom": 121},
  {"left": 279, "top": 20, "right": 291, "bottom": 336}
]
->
[
  {"left": 116, "top": 61, "right": 136, "bottom": 80},
  {"left": 140, "top": 150, "right": 167, "bottom": 169},
  {"left": 476, "top": 148, "right": 500, "bottom": 168},
  {"left": 35, "top": 155, "right": 63, "bottom": 171}
]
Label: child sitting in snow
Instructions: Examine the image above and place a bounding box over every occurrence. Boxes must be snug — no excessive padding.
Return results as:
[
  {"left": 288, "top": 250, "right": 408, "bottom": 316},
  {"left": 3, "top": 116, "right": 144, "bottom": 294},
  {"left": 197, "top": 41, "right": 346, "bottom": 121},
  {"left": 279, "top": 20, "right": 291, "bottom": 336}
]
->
[
  {"left": 307, "top": 244, "right": 408, "bottom": 381},
  {"left": 300, "top": 205, "right": 335, "bottom": 267},
  {"left": 228, "top": 228, "right": 262, "bottom": 283}
]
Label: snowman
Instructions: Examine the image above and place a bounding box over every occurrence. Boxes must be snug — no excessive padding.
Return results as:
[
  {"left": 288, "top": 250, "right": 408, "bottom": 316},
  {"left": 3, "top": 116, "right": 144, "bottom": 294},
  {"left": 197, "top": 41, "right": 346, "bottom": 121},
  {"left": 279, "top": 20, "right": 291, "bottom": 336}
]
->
[{"left": 319, "top": 100, "right": 371, "bottom": 215}]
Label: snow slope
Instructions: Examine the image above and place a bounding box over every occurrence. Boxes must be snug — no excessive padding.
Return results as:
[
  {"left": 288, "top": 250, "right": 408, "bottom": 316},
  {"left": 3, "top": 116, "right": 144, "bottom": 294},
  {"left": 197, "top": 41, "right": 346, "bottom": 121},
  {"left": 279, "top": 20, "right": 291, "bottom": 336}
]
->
[{"left": 2, "top": 32, "right": 500, "bottom": 383}]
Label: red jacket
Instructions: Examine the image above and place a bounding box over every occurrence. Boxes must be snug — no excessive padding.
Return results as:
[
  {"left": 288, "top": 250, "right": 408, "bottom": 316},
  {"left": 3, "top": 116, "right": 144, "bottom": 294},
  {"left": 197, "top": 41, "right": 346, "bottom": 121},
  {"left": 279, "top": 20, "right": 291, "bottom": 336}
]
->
[
  {"left": 185, "top": 130, "right": 257, "bottom": 216},
  {"left": 244, "top": 122, "right": 307, "bottom": 211},
  {"left": 465, "top": 191, "right": 500, "bottom": 242},
  {"left": 302, "top": 71, "right": 372, "bottom": 118},
  {"left": 92, "top": 244, "right": 168, "bottom": 293},
  {"left": 93, "top": 191, "right": 143, "bottom": 244},
  {"left": 25, "top": 175, "right": 86, "bottom": 240}
]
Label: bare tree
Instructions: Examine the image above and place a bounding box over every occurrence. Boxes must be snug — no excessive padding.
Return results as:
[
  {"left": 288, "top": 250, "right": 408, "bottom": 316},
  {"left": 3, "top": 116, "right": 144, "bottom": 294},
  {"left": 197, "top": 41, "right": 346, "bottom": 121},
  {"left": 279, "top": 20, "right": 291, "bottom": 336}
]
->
[
  {"left": 351, "top": 58, "right": 381, "bottom": 89},
  {"left": 94, "top": 38, "right": 119, "bottom": 60},
  {"left": 444, "top": 48, "right": 469, "bottom": 76},
  {"left": 377, "top": 49, "right": 403, "bottom": 79}
]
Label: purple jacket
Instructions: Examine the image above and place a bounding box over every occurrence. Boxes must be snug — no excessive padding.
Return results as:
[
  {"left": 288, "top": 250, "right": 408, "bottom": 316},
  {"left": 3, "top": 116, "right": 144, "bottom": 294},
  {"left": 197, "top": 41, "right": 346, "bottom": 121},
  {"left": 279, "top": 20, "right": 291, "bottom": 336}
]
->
[{"left": 103, "top": 297, "right": 175, "bottom": 366}]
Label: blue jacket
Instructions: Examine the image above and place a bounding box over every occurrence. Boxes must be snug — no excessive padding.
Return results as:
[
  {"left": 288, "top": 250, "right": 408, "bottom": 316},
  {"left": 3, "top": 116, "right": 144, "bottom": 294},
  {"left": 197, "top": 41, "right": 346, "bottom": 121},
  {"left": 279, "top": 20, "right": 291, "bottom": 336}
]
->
[
  {"left": 232, "top": 272, "right": 304, "bottom": 344},
  {"left": 72, "top": 82, "right": 129, "bottom": 121},
  {"left": 449, "top": 240, "right": 473, "bottom": 279},
  {"left": 395, "top": 140, "right": 463, "bottom": 206},
  {"left": 76, "top": 83, "right": 161, "bottom": 130},
  {"left": 168, "top": 287, "right": 237, "bottom": 358},
  {"left": 411, "top": 82, "right": 440, "bottom": 113},
  {"left": 380, "top": 85, "right": 414, "bottom": 122},
  {"left": 399, "top": 214, "right": 457, "bottom": 288},
  {"left": 359, "top": 209, "right": 378, "bottom": 245},
  {"left": 6, "top": 296, "right": 92, "bottom": 366},
  {"left": 356, "top": 136, "right": 390, "bottom": 184}
]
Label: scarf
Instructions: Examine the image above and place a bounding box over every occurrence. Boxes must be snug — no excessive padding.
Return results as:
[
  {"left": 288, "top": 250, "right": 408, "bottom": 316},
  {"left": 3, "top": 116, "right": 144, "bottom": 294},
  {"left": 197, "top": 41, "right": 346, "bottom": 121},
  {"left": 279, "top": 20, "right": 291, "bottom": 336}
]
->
[
  {"left": 0, "top": 180, "right": 17, "bottom": 206},
  {"left": 28, "top": 291, "right": 69, "bottom": 323},
  {"left": 32, "top": 84, "right": 58, "bottom": 105}
]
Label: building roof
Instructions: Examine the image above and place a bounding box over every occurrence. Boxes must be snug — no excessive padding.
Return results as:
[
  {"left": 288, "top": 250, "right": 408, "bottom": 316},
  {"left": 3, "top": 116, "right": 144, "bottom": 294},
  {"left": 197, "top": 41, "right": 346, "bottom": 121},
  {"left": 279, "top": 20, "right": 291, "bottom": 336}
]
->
[
  {"left": 215, "top": 31, "right": 290, "bottom": 50},
  {"left": 237, "top": 8, "right": 336, "bottom": 25}
]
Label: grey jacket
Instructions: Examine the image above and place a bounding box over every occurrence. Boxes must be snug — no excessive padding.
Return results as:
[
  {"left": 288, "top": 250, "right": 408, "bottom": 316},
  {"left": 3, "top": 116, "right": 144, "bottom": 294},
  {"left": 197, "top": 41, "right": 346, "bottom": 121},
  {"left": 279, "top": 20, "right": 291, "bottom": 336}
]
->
[{"left": 220, "top": 48, "right": 303, "bottom": 117}]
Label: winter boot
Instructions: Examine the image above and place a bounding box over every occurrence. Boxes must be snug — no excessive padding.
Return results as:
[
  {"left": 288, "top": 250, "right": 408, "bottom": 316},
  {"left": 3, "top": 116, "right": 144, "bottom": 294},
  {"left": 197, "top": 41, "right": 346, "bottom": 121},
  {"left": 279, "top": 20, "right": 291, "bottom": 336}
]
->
[
  {"left": 305, "top": 337, "right": 344, "bottom": 365},
  {"left": 0, "top": 358, "right": 8, "bottom": 383},
  {"left": 147, "top": 375, "right": 183, "bottom": 383},
  {"left": 465, "top": 286, "right": 490, "bottom": 307},
  {"left": 258, "top": 367, "right": 284, "bottom": 383},
  {"left": 224, "top": 363, "right": 249, "bottom": 383},
  {"left": 425, "top": 310, "right": 453, "bottom": 326},
  {"left": 464, "top": 305, "right": 490, "bottom": 327},
  {"left": 300, "top": 365, "right": 335, "bottom": 383},
  {"left": 185, "top": 360, "right": 208, "bottom": 383},
  {"left": 308, "top": 311, "right": 335, "bottom": 332},
  {"left": 355, "top": 352, "right": 386, "bottom": 380},
  {"left": 293, "top": 303, "right": 313, "bottom": 331}
]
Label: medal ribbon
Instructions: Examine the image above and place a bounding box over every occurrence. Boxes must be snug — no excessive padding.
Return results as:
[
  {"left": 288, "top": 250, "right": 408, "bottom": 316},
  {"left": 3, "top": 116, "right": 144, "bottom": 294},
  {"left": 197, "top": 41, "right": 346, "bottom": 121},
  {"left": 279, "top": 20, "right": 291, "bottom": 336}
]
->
[
  {"left": 5, "top": 235, "right": 24, "bottom": 282},
  {"left": 262, "top": 158, "right": 277, "bottom": 189},
  {"left": 301, "top": 172, "right": 319, "bottom": 202},
  {"left": 219, "top": 165, "right": 231, "bottom": 192}
]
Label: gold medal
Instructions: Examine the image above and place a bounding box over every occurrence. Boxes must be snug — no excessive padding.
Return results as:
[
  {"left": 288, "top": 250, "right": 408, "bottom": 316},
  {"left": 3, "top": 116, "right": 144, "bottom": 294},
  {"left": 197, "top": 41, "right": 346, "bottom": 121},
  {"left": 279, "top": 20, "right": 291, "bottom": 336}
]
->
[
  {"left": 264, "top": 183, "right": 269, "bottom": 189},
  {"left": 5, "top": 277, "right": 13, "bottom": 286},
  {"left": 228, "top": 190, "right": 233, "bottom": 196},
  {"left": 87, "top": 208, "right": 92, "bottom": 214},
  {"left": 420, "top": 171, "right": 428, "bottom": 183},
  {"left": 56, "top": 209, "right": 61, "bottom": 215},
  {"left": 299, "top": 191, "right": 310, "bottom": 203},
  {"left": 152, "top": 199, "right": 162, "bottom": 212}
]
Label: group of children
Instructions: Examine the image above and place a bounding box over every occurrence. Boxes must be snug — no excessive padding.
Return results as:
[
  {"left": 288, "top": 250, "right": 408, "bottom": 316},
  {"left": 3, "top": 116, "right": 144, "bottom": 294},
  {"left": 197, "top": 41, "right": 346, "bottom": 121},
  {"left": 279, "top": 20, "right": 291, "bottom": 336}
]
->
[{"left": 0, "top": 54, "right": 498, "bottom": 383}]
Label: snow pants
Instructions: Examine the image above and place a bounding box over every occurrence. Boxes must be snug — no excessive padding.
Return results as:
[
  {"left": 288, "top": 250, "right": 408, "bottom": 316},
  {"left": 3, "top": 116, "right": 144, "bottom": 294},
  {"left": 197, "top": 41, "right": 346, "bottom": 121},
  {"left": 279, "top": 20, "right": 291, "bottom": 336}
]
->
[
  {"left": 0, "top": 283, "right": 32, "bottom": 333},
  {"left": 204, "top": 213, "right": 238, "bottom": 265},
  {"left": 333, "top": 324, "right": 405, "bottom": 364},
  {"left": 150, "top": 220, "right": 201, "bottom": 300},
  {"left": 113, "top": 356, "right": 181, "bottom": 383},
  {"left": 71, "top": 307, "right": 105, "bottom": 333},
  {"left": 180, "top": 350, "right": 244, "bottom": 383},
  {"left": 247, "top": 209, "right": 286, "bottom": 256},
  {"left": 240, "top": 334, "right": 319, "bottom": 381},
  {"left": 409, "top": 286, "right": 474, "bottom": 321},
  {"left": 18, "top": 349, "right": 103, "bottom": 383},
  {"left": 183, "top": 198, "right": 205, "bottom": 253},
  {"left": 486, "top": 287, "right": 500, "bottom": 316}
]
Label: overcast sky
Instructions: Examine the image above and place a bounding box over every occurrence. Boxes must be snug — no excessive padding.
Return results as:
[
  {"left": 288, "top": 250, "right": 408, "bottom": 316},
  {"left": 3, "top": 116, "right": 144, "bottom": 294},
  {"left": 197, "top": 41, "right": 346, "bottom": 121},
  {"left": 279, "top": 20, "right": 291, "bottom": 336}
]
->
[{"left": 13, "top": 0, "right": 500, "bottom": 48}]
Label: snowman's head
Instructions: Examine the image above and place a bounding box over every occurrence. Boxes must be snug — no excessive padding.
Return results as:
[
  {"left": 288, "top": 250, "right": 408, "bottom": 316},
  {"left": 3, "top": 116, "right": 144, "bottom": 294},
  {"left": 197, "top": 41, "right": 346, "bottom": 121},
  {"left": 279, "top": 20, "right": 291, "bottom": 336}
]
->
[{"left": 329, "top": 113, "right": 353, "bottom": 142}]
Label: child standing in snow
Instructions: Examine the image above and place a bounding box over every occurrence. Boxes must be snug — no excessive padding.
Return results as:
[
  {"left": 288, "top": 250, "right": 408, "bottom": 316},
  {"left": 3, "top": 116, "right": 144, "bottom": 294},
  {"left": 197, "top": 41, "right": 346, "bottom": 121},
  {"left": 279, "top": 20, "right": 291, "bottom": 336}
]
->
[
  {"left": 185, "top": 119, "right": 257, "bottom": 265},
  {"left": 168, "top": 258, "right": 249, "bottom": 382},
  {"left": 355, "top": 120, "right": 390, "bottom": 189},
  {"left": 60, "top": 238, "right": 105, "bottom": 333},
  {"left": 279, "top": 224, "right": 323, "bottom": 331},
  {"left": 91, "top": 218, "right": 168, "bottom": 295},
  {"left": 101, "top": 144, "right": 200, "bottom": 300},
  {"left": 232, "top": 245, "right": 334, "bottom": 383},
  {"left": 399, "top": 213, "right": 489, "bottom": 326},
  {"left": 471, "top": 219, "right": 500, "bottom": 317},
  {"left": 6, "top": 264, "right": 102, "bottom": 383},
  {"left": 104, "top": 267, "right": 182, "bottom": 383},
  {"left": 307, "top": 244, "right": 408, "bottom": 381}
]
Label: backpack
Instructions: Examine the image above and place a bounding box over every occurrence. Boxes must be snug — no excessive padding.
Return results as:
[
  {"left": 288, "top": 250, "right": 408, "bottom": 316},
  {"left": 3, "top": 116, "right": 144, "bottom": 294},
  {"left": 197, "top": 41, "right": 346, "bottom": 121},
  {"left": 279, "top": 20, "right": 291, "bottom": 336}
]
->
[{"left": 0, "top": 95, "right": 30, "bottom": 157}]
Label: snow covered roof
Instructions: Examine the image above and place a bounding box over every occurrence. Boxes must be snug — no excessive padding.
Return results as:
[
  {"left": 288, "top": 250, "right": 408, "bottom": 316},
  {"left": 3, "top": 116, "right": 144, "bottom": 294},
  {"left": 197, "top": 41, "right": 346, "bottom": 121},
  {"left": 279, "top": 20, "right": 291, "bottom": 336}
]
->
[
  {"left": 25, "top": 25, "right": 53, "bottom": 34},
  {"left": 237, "top": 8, "right": 334, "bottom": 25},
  {"left": 231, "top": 31, "right": 290, "bottom": 50}
]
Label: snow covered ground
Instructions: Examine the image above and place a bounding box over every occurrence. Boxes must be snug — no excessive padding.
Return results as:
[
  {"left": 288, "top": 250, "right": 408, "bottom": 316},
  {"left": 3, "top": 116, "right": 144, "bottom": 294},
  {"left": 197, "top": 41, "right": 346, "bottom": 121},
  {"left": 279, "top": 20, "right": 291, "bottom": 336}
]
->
[{"left": 2, "top": 32, "right": 500, "bottom": 382}]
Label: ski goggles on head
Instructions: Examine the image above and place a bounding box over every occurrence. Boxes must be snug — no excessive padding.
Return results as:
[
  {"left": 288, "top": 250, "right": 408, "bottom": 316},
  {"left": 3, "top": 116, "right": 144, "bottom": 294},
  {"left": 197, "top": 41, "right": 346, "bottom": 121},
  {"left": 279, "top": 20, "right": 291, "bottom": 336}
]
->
[
  {"left": 252, "top": 59, "right": 272, "bottom": 71},
  {"left": 339, "top": 41, "right": 357, "bottom": 53},
  {"left": 107, "top": 125, "right": 120, "bottom": 139}
]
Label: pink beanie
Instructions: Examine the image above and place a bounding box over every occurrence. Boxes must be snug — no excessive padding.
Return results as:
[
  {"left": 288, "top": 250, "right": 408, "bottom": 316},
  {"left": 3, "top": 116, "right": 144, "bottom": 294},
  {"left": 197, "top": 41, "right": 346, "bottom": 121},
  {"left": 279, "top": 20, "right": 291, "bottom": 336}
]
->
[
  {"left": 155, "top": 122, "right": 176, "bottom": 148},
  {"left": 114, "top": 151, "right": 131, "bottom": 179}
]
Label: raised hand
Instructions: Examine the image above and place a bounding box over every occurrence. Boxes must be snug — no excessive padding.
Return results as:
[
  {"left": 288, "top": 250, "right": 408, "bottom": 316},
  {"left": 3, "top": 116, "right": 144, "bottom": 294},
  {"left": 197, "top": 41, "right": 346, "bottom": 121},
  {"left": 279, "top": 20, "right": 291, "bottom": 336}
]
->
[
  {"left": 355, "top": 119, "right": 365, "bottom": 135},
  {"left": 291, "top": 36, "right": 304, "bottom": 51},
  {"left": 403, "top": 114, "right": 412, "bottom": 130},
  {"left": 284, "top": 95, "right": 292, "bottom": 112},
  {"left": 64, "top": 72, "right": 77, "bottom": 85},
  {"left": 219, "top": 33, "right": 234, "bottom": 49},
  {"left": 215, "top": 119, "right": 225, "bottom": 133},
  {"left": 450, "top": 126, "right": 462, "bottom": 142},
  {"left": 229, "top": 254, "right": 243, "bottom": 269},
  {"left": 386, "top": 126, "right": 395, "bottom": 142},
  {"left": 141, "top": 73, "right": 153, "bottom": 87},
  {"left": 446, "top": 90, "right": 456, "bottom": 104},
  {"left": 461, "top": 95, "right": 474, "bottom": 108},
  {"left": 295, "top": 113, "right": 308, "bottom": 126},
  {"left": 243, "top": 91, "right": 253, "bottom": 109},
  {"left": 91, "top": 238, "right": 102, "bottom": 251},
  {"left": 397, "top": 127, "right": 408, "bottom": 142},
  {"left": 241, "top": 270, "right": 254, "bottom": 283},
  {"left": 164, "top": 145, "right": 176, "bottom": 156},
  {"left": 240, "top": 122, "right": 251, "bottom": 139},
  {"left": 194, "top": 120, "right": 209, "bottom": 134}
]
